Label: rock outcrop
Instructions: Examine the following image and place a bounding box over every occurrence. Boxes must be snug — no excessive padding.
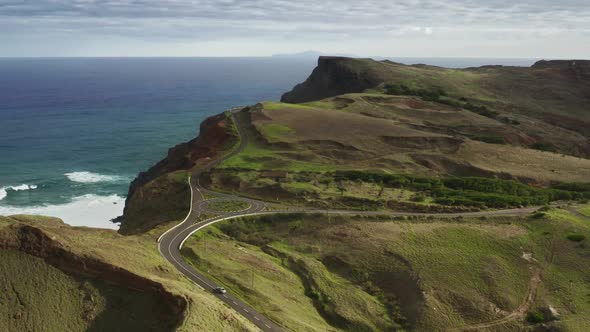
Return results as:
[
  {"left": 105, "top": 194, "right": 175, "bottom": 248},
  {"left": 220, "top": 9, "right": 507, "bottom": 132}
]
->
[
  {"left": 117, "top": 112, "right": 237, "bottom": 234},
  {"left": 281, "top": 56, "right": 389, "bottom": 103}
]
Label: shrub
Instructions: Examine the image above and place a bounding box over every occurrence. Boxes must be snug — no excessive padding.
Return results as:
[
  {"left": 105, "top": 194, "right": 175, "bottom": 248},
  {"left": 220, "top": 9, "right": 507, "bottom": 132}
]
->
[
  {"left": 461, "top": 102, "right": 498, "bottom": 118},
  {"left": 383, "top": 83, "right": 446, "bottom": 102},
  {"left": 526, "top": 311, "right": 545, "bottom": 324},
  {"left": 552, "top": 183, "right": 590, "bottom": 193},
  {"left": 410, "top": 194, "right": 426, "bottom": 202},
  {"left": 384, "top": 84, "right": 412, "bottom": 96},
  {"left": 500, "top": 117, "right": 520, "bottom": 125},
  {"left": 471, "top": 136, "right": 505, "bottom": 145},
  {"left": 531, "top": 142, "right": 556, "bottom": 152},
  {"left": 567, "top": 234, "right": 586, "bottom": 242},
  {"left": 330, "top": 171, "right": 590, "bottom": 209}
]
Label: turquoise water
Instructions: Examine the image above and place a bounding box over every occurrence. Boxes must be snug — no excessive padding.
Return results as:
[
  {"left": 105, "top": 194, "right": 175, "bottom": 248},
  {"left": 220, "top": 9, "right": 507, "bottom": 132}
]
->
[
  {"left": 0, "top": 57, "right": 316, "bottom": 227},
  {"left": 0, "top": 57, "right": 536, "bottom": 228}
]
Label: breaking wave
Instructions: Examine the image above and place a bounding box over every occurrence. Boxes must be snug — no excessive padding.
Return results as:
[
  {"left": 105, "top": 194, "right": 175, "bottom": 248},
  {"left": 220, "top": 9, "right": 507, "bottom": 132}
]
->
[
  {"left": 64, "top": 171, "right": 126, "bottom": 184},
  {"left": 0, "top": 184, "right": 38, "bottom": 201},
  {"left": 0, "top": 194, "right": 123, "bottom": 230}
]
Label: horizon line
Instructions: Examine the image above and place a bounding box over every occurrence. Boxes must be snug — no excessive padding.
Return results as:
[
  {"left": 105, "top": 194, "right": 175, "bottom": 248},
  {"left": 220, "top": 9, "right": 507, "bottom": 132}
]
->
[{"left": 0, "top": 55, "right": 554, "bottom": 60}]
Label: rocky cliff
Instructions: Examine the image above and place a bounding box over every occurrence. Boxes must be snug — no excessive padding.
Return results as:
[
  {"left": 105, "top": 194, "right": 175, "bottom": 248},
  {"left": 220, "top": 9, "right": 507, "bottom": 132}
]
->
[
  {"left": 117, "top": 112, "right": 237, "bottom": 234},
  {"left": 281, "top": 56, "right": 390, "bottom": 103},
  {"left": 282, "top": 57, "right": 590, "bottom": 106}
]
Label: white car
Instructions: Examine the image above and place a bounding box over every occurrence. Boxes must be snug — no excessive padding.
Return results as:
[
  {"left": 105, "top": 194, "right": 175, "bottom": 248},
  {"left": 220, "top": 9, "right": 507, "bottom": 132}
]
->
[{"left": 214, "top": 287, "right": 227, "bottom": 294}]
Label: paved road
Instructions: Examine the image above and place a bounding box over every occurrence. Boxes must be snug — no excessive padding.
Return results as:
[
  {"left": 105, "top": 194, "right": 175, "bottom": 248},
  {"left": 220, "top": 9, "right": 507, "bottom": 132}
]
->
[
  {"left": 158, "top": 108, "right": 283, "bottom": 332},
  {"left": 157, "top": 107, "right": 542, "bottom": 331}
]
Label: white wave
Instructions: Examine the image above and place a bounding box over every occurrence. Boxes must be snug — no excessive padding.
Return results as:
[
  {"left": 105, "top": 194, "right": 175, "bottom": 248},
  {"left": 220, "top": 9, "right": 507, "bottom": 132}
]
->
[
  {"left": 65, "top": 171, "right": 125, "bottom": 184},
  {"left": 9, "top": 184, "right": 38, "bottom": 191},
  {"left": 0, "top": 184, "right": 38, "bottom": 201},
  {"left": 0, "top": 194, "right": 124, "bottom": 230}
]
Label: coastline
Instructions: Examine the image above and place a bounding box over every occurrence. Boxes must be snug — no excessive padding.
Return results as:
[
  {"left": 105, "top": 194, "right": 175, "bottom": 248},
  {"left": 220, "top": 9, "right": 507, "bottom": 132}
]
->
[{"left": 0, "top": 194, "right": 123, "bottom": 229}]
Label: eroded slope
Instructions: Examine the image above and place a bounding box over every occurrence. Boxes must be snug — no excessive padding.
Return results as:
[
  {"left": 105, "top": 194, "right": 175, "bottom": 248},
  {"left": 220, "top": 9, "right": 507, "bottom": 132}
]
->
[{"left": 0, "top": 215, "right": 258, "bottom": 332}]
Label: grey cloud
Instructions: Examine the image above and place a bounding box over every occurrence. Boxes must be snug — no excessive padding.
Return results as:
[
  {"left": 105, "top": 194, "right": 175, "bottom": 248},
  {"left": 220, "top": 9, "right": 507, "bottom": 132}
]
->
[
  {"left": 0, "top": 0, "right": 589, "bottom": 56},
  {"left": 1, "top": 1, "right": 589, "bottom": 22}
]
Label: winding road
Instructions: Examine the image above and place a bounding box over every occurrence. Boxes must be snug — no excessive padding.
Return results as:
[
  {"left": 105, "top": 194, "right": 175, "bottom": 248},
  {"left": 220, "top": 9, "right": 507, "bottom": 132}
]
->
[{"left": 157, "top": 107, "right": 543, "bottom": 331}]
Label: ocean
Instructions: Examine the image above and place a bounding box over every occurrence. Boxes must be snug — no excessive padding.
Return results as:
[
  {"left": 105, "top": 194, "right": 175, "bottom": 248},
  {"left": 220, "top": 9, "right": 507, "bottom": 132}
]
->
[{"left": 0, "top": 57, "right": 537, "bottom": 229}]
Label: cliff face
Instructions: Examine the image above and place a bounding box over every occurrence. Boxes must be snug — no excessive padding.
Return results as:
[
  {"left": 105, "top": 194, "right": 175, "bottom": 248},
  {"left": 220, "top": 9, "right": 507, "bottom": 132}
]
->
[
  {"left": 126, "top": 112, "right": 234, "bottom": 199},
  {"left": 532, "top": 59, "right": 590, "bottom": 72},
  {"left": 117, "top": 112, "right": 237, "bottom": 234},
  {"left": 281, "top": 56, "right": 388, "bottom": 103},
  {"left": 282, "top": 57, "right": 590, "bottom": 105},
  {"left": 531, "top": 60, "right": 590, "bottom": 90}
]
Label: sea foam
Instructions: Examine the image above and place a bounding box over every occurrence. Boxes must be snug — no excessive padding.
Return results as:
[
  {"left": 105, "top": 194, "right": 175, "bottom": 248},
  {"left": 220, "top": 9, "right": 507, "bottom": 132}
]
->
[
  {"left": 0, "top": 194, "right": 123, "bottom": 229},
  {"left": 65, "top": 171, "right": 126, "bottom": 184},
  {"left": 0, "top": 184, "right": 38, "bottom": 201}
]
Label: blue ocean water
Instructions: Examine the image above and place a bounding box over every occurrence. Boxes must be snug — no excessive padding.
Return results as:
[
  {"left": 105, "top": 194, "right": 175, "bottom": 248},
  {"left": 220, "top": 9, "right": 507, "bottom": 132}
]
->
[
  {"left": 0, "top": 57, "right": 537, "bottom": 228},
  {"left": 0, "top": 57, "right": 316, "bottom": 227}
]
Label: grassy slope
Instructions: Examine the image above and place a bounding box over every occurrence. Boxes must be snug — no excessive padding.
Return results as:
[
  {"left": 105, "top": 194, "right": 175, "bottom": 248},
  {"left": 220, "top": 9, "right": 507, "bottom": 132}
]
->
[
  {"left": 0, "top": 215, "right": 258, "bottom": 332},
  {"left": 119, "top": 170, "right": 190, "bottom": 234},
  {"left": 181, "top": 206, "right": 590, "bottom": 331},
  {"left": 209, "top": 102, "right": 588, "bottom": 212},
  {"left": 208, "top": 169, "right": 444, "bottom": 212},
  {"left": 218, "top": 99, "right": 590, "bottom": 184},
  {"left": 1, "top": 250, "right": 175, "bottom": 332},
  {"left": 577, "top": 205, "right": 590, "bottom": 217},
  {"left": 302, "top": 58, "right": 590, "bottom": 122},
  {"left": 536, "top": 207, "right": 590, "bottom": 332},
  {"left": 1, "top": 250, "right": 91, "bottom": 332},
  {"left": 284, "top": 58, "right": 590, "bottom": 159},
  {"left": 182, "top": 227, "right": 336, "bottom": 332}
]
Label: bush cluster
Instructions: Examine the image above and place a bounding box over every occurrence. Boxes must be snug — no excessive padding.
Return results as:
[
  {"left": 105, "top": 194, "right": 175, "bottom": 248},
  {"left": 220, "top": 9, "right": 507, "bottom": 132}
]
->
[
  {"left": 566, "top": 234, "right": 586, "bottom": 242},
  {"left": 500, "top": 117, "right": 520, "bottom": 125},
  {"left": 330, "top": 171, "right": 590, "bottom": 209},
  {"left": 383, "top": 83, "right": 500, "bottom": 119},
  {"left": 531, "top": 142, "right": 556, "bottom": 152},
  {"left": 526, "top": 311, "right": 545, "bottom": 324},
  {"left": 384, "top": 84, "right": 446, "bottom": 102},
  {"left": 470, "top": 136, "right": 506, "bottom": 145}
]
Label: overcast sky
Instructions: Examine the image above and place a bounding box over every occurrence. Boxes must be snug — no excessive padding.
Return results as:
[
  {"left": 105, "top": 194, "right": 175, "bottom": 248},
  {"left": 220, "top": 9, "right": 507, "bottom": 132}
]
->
[{"left": 1, "top": 0, "right": 589, "bottom": 58}]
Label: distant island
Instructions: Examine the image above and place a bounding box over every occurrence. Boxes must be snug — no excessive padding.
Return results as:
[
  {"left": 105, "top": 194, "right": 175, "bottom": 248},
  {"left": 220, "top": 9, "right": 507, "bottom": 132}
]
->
[{"left": 271, "top": 50, "right": 356, "bottom": 58}]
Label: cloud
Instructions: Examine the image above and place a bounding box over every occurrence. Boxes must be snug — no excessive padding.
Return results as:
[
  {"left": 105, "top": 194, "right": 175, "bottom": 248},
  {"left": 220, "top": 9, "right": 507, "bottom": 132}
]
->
[{"left": 0, "top": 0, "right": 589, "bottom": 56}]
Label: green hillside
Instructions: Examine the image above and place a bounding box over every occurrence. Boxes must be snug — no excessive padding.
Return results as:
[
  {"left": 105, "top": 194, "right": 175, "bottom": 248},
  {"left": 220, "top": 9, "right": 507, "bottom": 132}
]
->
[
  {"left": 283, "top": 58, "right": 590, "bottom": 157},
  {"left": 0, "top": 215, "right": 258, "bottom": 332},
  {"left": 182, "top": 205, "right": 590, "bottom": 331},
  {"left": 119, "top": 58, "right": 590, "bottom": 234},
  {"left": 1, "top": 250, "right": 172, "bottom": 332}
]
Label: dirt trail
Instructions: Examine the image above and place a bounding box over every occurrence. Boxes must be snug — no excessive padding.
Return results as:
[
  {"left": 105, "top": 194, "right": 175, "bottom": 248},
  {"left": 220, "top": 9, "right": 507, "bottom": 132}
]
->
[{"left": 458, "top": 267, "right": 543, "bottom": 331}]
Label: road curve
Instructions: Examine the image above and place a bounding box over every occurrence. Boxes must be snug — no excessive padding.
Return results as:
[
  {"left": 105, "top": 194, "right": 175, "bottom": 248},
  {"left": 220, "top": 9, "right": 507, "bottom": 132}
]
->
[
  {"left": 157, "top": 107, "right": 543, "bottom": 331},
  {"left": 158, "top": 108, "right": 284, "bottom": 332}
]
